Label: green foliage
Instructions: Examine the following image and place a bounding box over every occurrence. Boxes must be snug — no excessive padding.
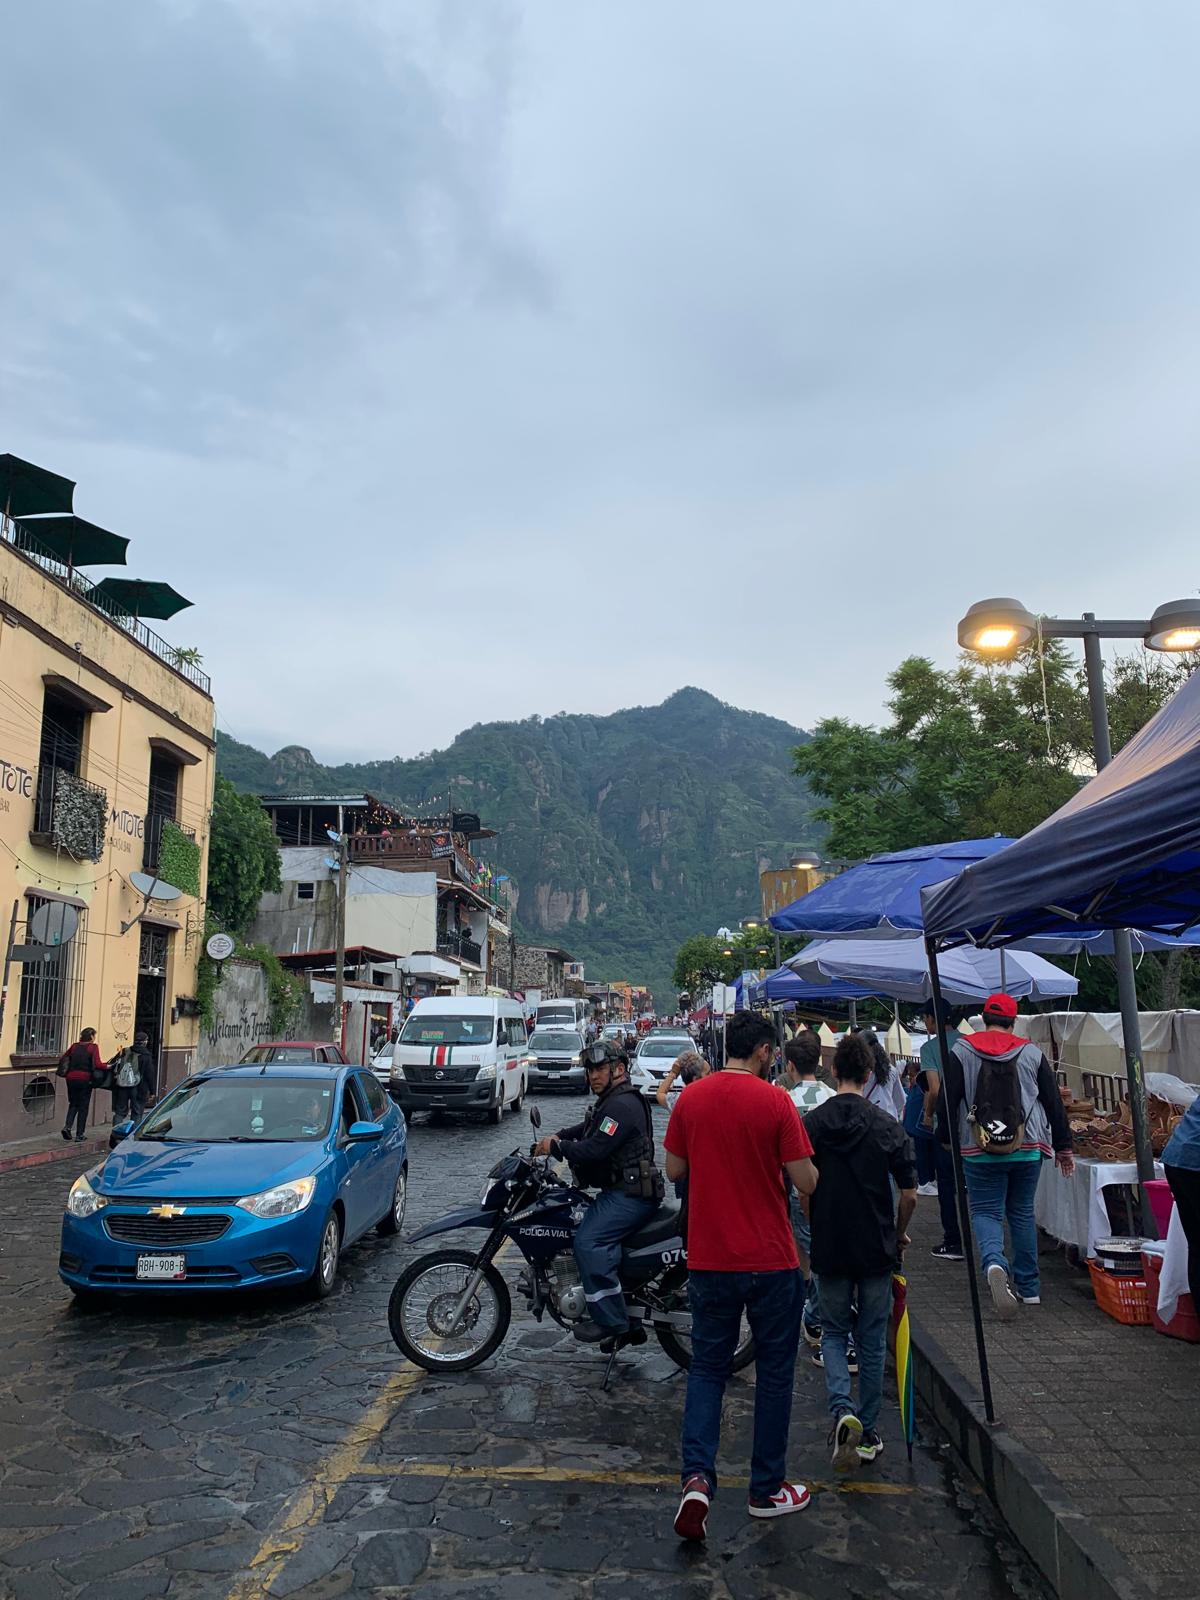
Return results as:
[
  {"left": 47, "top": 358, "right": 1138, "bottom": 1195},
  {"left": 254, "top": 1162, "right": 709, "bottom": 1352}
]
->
[
  {"left": 207, "top": 774, "right": 283, "bottom": 936},
  {"left": 159, "top": 820, "right": 201, "bottom": 898},
  {"left": 217, "top": 688, "right": 818, "bottom": 1007},
  {"left": 237, "top": 939, "right": 306, "bottom": 1034}
]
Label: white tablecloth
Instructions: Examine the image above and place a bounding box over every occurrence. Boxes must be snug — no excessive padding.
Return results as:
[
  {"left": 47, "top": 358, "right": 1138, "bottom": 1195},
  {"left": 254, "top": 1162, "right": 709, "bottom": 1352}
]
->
[
  {"left": 1034, "top": 1157, "right": 1165, "bottom": 1258},
  {"left": 1147, "top": 1204, "right": 1191, "bottom": 1322}
]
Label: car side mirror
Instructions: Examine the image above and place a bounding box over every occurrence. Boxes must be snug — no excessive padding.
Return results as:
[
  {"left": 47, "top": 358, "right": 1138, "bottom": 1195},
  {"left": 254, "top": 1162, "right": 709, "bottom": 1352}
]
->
[
  {"left": 347, "top": 1120, "right": 384, "bottom": 1142},
  {"left": 529, "top": 1105, "right": 542, "bottom": 1131},
  {"left": 108, "top": 1120, "right": 136, "bottom": 1149}
]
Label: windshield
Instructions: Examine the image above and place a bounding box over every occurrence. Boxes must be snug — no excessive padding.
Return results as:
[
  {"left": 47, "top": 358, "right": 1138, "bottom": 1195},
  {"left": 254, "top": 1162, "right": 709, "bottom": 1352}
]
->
[
  {"left": 530, "top": 1031, "right": 582, "bottom": 1052},
  {"left": 400, "top": 1014, "right": 495, "bottom": 1045},
  {"left": 537, "top": 1009, "right": 576, "bottom": 1025},
  {"left": 241, "top": 1045, "right": 318, "bottom": 1063},
  {"left": 138, "top": 1076, "right": 335, "bottom": 1143},
  {"left": 639, "top": 1038, "right": 685, "bottom": 1058}
]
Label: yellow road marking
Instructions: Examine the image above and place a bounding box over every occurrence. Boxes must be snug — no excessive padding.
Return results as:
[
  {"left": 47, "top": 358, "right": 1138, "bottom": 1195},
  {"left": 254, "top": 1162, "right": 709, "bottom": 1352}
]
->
[
  {"left": 225, "top": 1364, "right": 427, "bottom": 1599},
  {"left": 351, "top": 1461, "right": 918, "bottom": 1495},
  {"left": 227, "top": 1242, "right": 516, "bottom": 1597}
]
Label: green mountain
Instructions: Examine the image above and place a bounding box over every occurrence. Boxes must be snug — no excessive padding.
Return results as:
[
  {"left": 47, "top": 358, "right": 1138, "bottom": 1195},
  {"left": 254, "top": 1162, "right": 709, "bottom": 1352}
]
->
[{"left": 216, "top": 688, "right": 816, "bottom": 1007}]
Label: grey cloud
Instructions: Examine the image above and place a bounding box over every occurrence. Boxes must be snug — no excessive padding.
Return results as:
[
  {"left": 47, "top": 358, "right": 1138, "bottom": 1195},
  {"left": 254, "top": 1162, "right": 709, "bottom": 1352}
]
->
[{"left": 2, "top": 1, "right": 1199, "bottom": 759}]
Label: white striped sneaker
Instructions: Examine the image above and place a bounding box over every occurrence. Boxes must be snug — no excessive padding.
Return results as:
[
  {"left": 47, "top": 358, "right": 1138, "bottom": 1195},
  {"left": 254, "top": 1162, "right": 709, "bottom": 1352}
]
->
[{"left": 748, "top": 1481, "right": 810, "bottom": 1519}]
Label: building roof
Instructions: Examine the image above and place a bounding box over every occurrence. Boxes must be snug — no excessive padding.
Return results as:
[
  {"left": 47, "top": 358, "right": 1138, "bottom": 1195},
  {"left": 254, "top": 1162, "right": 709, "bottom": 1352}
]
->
[
  {"left": 278, "top": 945, "right": 399, "bottom": 969},
  {"left": 526, "top": 944, "right": 574, "bottom": 963}
]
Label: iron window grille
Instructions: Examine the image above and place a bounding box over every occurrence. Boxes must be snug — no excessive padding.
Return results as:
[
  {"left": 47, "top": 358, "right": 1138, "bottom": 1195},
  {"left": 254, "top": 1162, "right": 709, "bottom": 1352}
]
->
[
  {"left": 15, "top": 897, "right": 88, "bottom": 1058},
  {"left": 139, "top": 926, "right": 169, "bottom": 974}
]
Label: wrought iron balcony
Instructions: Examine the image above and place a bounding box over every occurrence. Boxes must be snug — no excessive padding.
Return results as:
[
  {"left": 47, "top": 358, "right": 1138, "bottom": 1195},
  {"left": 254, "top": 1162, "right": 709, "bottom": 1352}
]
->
[{"left": 437, "top": 931, "right": 483, "bottom": 966}]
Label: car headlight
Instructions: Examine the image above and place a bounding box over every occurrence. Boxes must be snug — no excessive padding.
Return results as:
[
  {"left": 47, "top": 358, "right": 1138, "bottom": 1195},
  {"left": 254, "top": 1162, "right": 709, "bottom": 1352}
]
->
[
  {"left": 66, "top": 1172, "right": 109, "bottom": 1219},
  {"left": 236, "top": 1176, "right": 317, "bottom": 1219},
  {"left": 390, "top": 1063, "right": 406, "bottom": 1081},
  {"left": 475, "top": 1064, "right": 496, "bottom": 1081}
]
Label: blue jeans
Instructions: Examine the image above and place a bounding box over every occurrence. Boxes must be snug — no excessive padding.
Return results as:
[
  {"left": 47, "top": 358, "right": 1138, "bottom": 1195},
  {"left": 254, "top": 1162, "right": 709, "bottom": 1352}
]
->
[
  {"left": 788, "top": 1194, "right": 820, "bottom": 1327},
  {"left": 574, "top": 1191, "right": 657, "bottom": 1332},
  {"left": 817, "top": 1271, "right": 892, "bottom": 1433},
  {"left": 963, "top": 1157, "right": 1041, "bottom": 1297},
  {"left": 681, "top": 1268, "right": 802, "bottom": 1500}
]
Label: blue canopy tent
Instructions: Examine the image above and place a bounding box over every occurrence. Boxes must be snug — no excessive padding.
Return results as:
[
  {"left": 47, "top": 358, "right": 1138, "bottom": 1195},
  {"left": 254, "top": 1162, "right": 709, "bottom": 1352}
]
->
[
  {"left": 787, "top": 937, "right": 1078, "bottom": 1006},
  {"left": 757, "top": 965, "right": 879, "bottom": 1006},
  {"left": 921, "top": 668, "right": 1200, "bottom": 946},
  {"left": 769, "top": 838, "right": 1015, "bottom": 937}
]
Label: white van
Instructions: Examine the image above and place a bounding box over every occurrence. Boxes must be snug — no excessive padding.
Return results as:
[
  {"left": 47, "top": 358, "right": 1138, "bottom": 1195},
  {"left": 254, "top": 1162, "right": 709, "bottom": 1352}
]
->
[
  {"left": 535, "top": 997, "right": 590, "bottom": 1034},
  {"left": 391, "top": 997, "right": 529, "bottom": 1124}
]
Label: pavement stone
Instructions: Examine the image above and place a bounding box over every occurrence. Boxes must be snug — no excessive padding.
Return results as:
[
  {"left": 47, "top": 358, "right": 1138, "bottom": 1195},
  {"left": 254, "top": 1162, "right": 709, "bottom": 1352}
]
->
[
  {"left": 906, "top": 1198, "right": 1196, "bottom": 1594},
  {"left": 0, "top": 1096, "right": 1053, "bottom": 1598}
]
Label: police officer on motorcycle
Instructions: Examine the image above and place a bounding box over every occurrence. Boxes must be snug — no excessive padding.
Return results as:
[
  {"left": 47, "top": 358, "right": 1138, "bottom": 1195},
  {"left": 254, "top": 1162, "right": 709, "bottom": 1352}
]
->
[{"left": 534, "top": 1038, "right": 664, "bottom": 1348}]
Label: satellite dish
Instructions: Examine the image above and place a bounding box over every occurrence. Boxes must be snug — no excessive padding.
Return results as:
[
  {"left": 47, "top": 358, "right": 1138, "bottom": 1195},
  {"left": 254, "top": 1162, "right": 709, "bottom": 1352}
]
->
[
  {"left": 129, "top": 871, "right": 184, "bottom": 902},
  {"left": 324, "top": 856, "right": 340, "bottom": 872},
  {"left": 29, "top": 901, "right": 79, "bottom": 946},
  {"left": 206, "top": 932, "right": 236, "bottom": 962}
]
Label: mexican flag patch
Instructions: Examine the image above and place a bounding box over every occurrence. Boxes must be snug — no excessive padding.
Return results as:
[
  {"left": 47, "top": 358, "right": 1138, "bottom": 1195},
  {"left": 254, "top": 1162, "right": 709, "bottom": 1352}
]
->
[{"left": 599, "top": 1116, "right": 619, "bottom": 1136}]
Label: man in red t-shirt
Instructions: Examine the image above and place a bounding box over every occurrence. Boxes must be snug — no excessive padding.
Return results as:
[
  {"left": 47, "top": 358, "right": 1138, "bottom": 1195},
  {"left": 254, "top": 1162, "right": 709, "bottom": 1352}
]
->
[{"left": 664, "top": 1012, "right": 817, "bottom": 1540}]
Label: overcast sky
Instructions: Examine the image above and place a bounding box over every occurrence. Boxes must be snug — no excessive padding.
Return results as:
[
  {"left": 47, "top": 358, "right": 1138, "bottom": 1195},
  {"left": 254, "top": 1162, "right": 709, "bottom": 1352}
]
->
[{"left": 4, "top": 1, "right": 1199, "bottom": 761}]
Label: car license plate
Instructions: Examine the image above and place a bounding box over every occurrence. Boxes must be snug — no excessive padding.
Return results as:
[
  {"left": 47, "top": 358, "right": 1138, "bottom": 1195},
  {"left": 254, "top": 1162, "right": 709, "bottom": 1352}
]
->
[{"left": 136, "top": 1254, "right": 186, "bottom": 1281}]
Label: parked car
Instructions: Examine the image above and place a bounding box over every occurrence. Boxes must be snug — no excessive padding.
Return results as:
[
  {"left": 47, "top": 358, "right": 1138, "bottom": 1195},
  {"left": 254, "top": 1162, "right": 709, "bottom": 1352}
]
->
[
  {"left": 630, "top": 1033, "right": 691, "bottom": 1098},
  {"left": 390, "top": 996, "right": 528, "bottom": 1125},
  {"left": 240, "top": 1041, "right": 348, "bottom": 1065},
  {"left": 526, "top": 1028, "right": 586, "bottom": 1092},
  {"left": 60, "top": 1063, "right": 407, "bottom": 1301}
]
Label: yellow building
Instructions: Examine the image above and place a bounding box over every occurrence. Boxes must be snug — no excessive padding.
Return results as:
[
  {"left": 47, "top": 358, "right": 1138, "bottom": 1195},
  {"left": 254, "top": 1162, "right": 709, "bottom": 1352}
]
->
[
  {"left": 760, "top": 864, "right": 826, "bottom": 922},
  {"left": 0, "top": 474, "right": 214, "bottom": 1143}
]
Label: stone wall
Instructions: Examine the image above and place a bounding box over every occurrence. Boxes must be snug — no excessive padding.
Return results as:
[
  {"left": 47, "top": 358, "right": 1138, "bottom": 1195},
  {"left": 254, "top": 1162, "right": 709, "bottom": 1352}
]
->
[{"left": 194, "top": 958, "right": 332, "bottom": 1070}]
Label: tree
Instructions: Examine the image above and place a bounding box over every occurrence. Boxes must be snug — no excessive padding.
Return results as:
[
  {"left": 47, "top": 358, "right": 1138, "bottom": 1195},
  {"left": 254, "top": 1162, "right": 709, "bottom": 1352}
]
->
[
  {"left": 206, "top": 774, "right": 283, "bottom": 935},
  {"left": 794, "top": 645, "right": 1200, "bottom": 1011},
  {"left": 672, "top": 928, "right": 800, "bottom": 996}
]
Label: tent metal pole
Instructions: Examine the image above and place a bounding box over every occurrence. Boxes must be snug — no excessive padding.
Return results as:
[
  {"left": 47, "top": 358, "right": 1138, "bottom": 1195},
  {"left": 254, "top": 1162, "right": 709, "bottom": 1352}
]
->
[
  {"left": 925, "top": 934, "right": 996, "bottom": 1424},
  {"left": 1081, "top": 620, "right": 1158, "bottom": 1233}
]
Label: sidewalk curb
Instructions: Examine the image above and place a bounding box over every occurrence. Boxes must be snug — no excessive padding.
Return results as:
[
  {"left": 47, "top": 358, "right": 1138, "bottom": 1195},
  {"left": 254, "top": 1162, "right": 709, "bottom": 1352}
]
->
[
  {"left": 0, "top": 1135, "right": 108, "bottom": 1175},
  {"left": 911, "top": 1314, "right": 1156, "bottom": 1600}
]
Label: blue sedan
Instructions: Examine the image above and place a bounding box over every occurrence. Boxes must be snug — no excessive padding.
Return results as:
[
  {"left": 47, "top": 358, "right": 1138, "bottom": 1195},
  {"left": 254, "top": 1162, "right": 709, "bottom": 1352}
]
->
[{"left": 59, "top": 1063, "right": 408, "bottom": 1299}]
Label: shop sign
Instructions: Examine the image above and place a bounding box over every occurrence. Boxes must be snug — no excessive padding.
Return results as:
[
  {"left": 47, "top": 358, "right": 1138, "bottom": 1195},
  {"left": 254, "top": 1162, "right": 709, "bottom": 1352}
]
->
[
  {"left": 0, "top": 758, "right": 34, "bottom": 815},
  {"left": 111, "top": 989, "right": 134, "bottom": 1043}
]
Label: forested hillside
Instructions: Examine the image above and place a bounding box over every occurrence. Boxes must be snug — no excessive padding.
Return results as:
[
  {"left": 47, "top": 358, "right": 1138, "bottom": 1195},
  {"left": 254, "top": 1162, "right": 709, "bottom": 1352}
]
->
[{"left": 217, "top": 688, "right": 816, "bottom": 1005}]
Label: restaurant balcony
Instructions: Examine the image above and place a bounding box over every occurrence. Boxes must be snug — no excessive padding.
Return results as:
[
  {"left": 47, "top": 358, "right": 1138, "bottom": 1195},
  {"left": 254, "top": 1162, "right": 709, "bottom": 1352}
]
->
[{"left": 349, "top": 830, "right": 476, "bottom": 877}]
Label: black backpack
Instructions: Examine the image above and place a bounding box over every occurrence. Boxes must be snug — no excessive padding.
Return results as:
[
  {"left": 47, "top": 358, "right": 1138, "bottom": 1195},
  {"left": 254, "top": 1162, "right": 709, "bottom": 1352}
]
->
[{"left": 969, "top": 1054, "right": 1026, "bottom": 1154}]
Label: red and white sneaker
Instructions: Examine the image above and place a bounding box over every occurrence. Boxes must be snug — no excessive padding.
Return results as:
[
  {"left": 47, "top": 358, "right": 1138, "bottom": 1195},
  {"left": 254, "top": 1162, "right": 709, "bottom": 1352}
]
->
[
  {"left": 674, "top": 1474, "right": 712, "bottom": 1541},
  {"left": 748, "top": 1481, "right": 811, "bottom": 1519}
]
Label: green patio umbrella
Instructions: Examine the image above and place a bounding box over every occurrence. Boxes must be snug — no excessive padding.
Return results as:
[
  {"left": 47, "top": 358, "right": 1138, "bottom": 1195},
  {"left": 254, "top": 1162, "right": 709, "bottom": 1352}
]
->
[
  {"left": 0, "top": 453, "right": 75, "bottom": 519},
  {"left": 91, "top": 577, "right": 193, "bottom": 621},
  {"left": 14, "top": 515, "right": 129, "bottom": 576}
]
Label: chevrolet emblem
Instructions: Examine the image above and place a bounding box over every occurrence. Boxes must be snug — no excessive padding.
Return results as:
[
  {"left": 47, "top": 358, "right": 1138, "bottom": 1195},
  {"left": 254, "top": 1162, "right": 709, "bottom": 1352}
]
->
[{"left": 148, "top": 1204, "right": 186, "bottom": 1218}]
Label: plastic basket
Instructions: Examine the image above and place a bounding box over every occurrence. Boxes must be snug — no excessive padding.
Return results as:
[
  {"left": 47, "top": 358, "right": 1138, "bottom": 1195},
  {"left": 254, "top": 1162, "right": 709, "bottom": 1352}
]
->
[
  {"left": 1086, "top": 1258, "right": 1151, "bottom": 1326},
  {"left": 1141, "top": 1249, "right": 1200, "bottom": 1343}
]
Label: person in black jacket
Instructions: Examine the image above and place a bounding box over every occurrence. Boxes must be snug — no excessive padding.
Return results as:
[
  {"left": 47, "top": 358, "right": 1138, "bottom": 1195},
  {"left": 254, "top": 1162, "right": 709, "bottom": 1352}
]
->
[
  {"left": 131, "top": 1031, "right": 156, "bottom": 1117},
  {"left": 534, "top": 1040, "right": 662, "bottom": 1348}
]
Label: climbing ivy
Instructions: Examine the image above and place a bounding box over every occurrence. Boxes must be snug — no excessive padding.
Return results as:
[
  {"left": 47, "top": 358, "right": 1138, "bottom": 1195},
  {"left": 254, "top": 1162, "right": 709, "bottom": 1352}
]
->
[{"left": 159, "top": 821, "right": 201, "bottom": 898}]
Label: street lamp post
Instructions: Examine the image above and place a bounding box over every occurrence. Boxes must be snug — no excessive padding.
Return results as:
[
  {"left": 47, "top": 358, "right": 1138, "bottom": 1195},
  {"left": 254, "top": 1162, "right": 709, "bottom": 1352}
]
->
[{"left": 958, "top": 596, "right": 1200, "bottom": 1235}]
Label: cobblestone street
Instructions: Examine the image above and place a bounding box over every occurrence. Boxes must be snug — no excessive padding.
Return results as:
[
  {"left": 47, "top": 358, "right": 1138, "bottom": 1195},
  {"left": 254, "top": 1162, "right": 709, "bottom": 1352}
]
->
[{"left": 0, "top": 1093, "right": 1049, "bottom": 1599}]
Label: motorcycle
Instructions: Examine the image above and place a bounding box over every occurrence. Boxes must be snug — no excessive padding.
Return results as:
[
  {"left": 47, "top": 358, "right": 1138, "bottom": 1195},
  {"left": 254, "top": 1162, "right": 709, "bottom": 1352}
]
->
[{"left": 388, "top": 1107, "right": 756, "bottom": 1378}]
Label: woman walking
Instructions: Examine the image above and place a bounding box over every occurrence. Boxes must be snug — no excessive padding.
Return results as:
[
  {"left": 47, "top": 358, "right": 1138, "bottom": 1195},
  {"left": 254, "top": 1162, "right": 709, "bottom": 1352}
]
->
[{"left": 59, "top": 1028, "right": 105, "bottom": 1143}]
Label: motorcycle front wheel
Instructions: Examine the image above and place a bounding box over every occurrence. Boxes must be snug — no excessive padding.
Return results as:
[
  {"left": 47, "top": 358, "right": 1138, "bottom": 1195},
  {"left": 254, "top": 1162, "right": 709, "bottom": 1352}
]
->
[
  {"left": 651, "top": 1265, "right": 756, "bottom": 1373},
  {"left": 389, "top": 1248, "right": 512, "bottom": 1372}
]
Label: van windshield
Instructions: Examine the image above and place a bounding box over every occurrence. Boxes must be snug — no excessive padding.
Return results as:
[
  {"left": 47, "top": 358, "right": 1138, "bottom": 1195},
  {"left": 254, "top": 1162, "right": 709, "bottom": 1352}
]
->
[
  {"left": 400, "top": 1014, "right": 495, "bottom": 1045},
  {"left": 530, "top": 1031, "right": 583, "bottom": 1053},
  {"left": 537, "top": 1008, "right": 576, "bottom": 1024}
]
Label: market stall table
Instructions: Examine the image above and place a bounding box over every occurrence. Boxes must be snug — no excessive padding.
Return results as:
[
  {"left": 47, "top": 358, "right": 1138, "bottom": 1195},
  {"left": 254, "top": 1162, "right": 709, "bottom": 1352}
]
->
[{"left": 1035, "top": 1155, "right": 1165, "bottom": 1259}]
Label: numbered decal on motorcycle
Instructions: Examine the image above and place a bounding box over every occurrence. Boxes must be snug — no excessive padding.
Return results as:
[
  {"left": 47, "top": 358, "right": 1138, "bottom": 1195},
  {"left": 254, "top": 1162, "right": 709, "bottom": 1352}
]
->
[{"left": 659, "top": 1247, "right": 684, "bottom": 1265}]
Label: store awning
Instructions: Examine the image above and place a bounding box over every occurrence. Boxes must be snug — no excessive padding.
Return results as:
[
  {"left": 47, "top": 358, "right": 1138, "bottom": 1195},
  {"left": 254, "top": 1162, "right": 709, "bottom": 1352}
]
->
[{"left": 309, "top": 976, "right": 401, "bottom": 1006}]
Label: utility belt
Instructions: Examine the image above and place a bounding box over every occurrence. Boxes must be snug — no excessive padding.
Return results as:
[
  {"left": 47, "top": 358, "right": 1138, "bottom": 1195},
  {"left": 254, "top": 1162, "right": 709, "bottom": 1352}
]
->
[{"left": 619, "top": 1152, "right": 665, "bottom": 1203}]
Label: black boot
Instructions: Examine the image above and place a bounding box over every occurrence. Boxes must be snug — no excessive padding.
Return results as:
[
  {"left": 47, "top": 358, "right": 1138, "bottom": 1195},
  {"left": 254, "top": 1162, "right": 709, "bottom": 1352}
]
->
[
  {"left": 600, "top": 1324, "right": 648, "bottom": 1354},
  {"left": 572, "top": 1322, "right": 610, "bottom": 1344}
]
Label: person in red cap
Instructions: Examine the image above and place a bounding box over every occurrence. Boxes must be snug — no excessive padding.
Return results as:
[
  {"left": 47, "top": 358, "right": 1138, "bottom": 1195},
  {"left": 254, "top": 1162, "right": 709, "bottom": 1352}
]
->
[{"left": 936, "top": 993, "right": 1074, "bottom": 1318}]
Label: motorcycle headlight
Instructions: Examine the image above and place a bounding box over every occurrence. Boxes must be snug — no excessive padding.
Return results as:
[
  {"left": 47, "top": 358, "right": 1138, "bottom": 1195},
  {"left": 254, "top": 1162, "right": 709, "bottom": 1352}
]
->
[
  {"left": 236, "top": 1176, "right": 317, "bottom": 1219},
  {"left": 475, "top": 1064, "right": 496, "bottom": 1081},
  {"left": 66, "top": 1172, "right": 109, "bottom": 1219}
]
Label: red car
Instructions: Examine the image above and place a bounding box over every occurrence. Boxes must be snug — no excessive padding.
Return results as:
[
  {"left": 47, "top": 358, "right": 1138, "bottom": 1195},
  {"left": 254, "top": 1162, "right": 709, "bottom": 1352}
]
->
[{"left": 239, "top": 1041, "right": 349, "bottom": 1065}]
